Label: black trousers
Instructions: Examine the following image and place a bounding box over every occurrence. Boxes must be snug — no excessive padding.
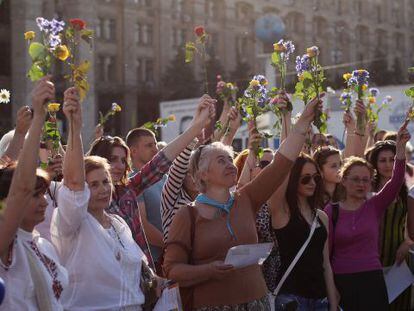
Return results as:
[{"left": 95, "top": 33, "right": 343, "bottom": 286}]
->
[{"left": 334, "top": 270, "right": 389, "bottom": 311}]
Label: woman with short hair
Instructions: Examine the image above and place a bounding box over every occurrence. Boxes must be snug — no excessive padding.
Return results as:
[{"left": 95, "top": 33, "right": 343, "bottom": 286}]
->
[{"left": 164, "top": 97, "right": 322, "bottom": 310}]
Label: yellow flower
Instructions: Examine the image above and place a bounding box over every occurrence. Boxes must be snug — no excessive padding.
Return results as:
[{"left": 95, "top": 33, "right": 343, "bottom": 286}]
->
[
  {"left": 361, "top": 84, "right": 368, "bottom": 91},
  {"left": 226, "top": 83, "right": 234, "bottom": 89},
  {"left": 343, "top": 73, "right": 352, "bottom": 81},
  {"left": 249, "top": 79, "right": 260, "bottom": 87},
  {"left": 111, "top": 103, "right": 122, "bottom": 112},
  {"left": 56, "top": 45, "right": 70, "bottom": 61},
  {"left": 168, "top": 114, "right": 176, "bottom": 122},
  {"left": 48, "top": 103, "right": 61, "bottom": 113},
  {"left": 273, "top": 42, "right": 286, "bottom": 52},
  {"left": 306, "top": 46, "right": 319, "bottom": 58},
  {"left": 298, "top": 74, "right": 304, "bottom": 81},
  {"left": 368, "top": 96, "right": 376, "bottom": 104},
  {"left": 24, "top": 31, "right": 35, "bottom": 41}
]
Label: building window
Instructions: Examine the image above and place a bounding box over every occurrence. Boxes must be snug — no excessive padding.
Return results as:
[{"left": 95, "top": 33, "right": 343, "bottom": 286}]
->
[
  {"left": 145, "top": 59, "right": 154, "bottom": 82},
  {"left": 206, "top": 0, "right": 219, "bottom": 18},
  {"left": 96, "top": 18, "right": 102, "bottom": 38},
  {"left": 103, "top": 56, "right": 116, "bottom": 81},
  {"left": 103, "top": 19, "right": 116, "bottom": 41},
  {"left": 142, "top": 24, "right": 153, "bottom": 45},
  {"left": 236, "top": 2, "right": 251, "bottom": 21},
  {"left": 236, "top": 36, "right": 248, "bottom": 60},
  {"left": 136, "top": 59, "right": 142, "bottom": 82},
  {"left": 135, "top": 23, "right": 141, "bottom": 44},
  {"left": 172, "top": 28, "right": 186, "bottom": 47}
]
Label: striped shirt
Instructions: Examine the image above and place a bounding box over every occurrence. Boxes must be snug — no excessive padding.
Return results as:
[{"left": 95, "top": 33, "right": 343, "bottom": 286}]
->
[{"left": 161, "top": 145, "right": 194, "bottom": 242}]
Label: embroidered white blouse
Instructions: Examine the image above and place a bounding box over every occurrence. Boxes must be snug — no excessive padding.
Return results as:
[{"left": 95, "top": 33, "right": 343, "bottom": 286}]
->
[
  {"left": 0, "top": 229, "right": 68, "bottom": 311},
  {"left": 51, "top": 184, "right": 145, "bottom": 311}
]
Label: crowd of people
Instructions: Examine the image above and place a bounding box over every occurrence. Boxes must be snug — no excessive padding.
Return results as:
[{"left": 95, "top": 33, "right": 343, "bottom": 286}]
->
[{"left": 0, "top": 75, "right": 413, "bottom": 311}]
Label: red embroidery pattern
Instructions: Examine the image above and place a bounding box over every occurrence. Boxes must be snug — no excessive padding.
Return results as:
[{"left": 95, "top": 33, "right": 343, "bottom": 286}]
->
[
  {"left": 28, "top": 241, "right": 63, "bottom": 300},
  {"left": 3, "top": 239, "right": 15, "bottom": 271}
]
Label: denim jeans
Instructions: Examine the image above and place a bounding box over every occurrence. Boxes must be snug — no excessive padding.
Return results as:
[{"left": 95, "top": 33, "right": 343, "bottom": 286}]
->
[{"left": 274, "top": 293, "right": 329, "bottom": 311}]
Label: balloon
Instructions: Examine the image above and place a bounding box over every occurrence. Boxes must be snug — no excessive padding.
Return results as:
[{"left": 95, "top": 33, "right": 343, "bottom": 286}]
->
[
  {"left": 255, "top": 14, "right": 286, "bottom": 44},
  {"left": 0, "top": 277, "right": 4, "bottom": 305}
]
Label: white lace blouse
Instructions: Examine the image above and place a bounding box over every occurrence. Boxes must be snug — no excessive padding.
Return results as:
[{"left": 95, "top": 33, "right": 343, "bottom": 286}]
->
[
  {"left": 0, "top": 229, "right": 68, "bottom": 310},
  {"left": 51, "top": 184, "right": 145, "bottom": 310}
]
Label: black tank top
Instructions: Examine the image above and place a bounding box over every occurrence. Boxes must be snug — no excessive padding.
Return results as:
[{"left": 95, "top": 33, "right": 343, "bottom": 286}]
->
[{"left": 274, "top": 213, "right": 327, "bottom": 299}]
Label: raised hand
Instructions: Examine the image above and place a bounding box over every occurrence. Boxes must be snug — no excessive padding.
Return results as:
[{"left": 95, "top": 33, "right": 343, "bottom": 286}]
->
[
  {"left": 396, "top": 123, "right": 411, "bottom": 160},
  {"left": 296, "top": 93, "right": 325, "bottom": 132},
  {"left": 191, "top": 94, "right": 216, "bottom": 131},
  {"left": 31, "top": 76, "right": 54, "bottom": 118},
  {"left": 63, "top": 87, "right": 82, "bottom": 131},
  {"left": 342, "top": 109, "right": 355, "bottom": 130},
  {"left": 227, "top": 106, "right": 242, "bottom": 131},
  {"left": 15, "top": 106, "right": 32, "bottom": 135}
]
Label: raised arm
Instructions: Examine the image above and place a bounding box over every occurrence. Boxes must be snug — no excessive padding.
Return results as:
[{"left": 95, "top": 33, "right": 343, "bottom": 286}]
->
[
  {"left": 220, "top": 107, "right": 241, "bottom": 146},
  {"left": 128, "top": 95, "right": 215, "bottom": 196},
  {"left": 343, "top": 100, "right": 366, "bottom": 158},
  {"left": 212, "top": 99, "right": 231, "bottom": 142},
  {"left": 62, "top": 87, "right": 84, "bottom": 191},
  {"left": 2, "top": 106, "right": 32, "bottom": 161},
  {"left": 242, "top": 94, "right": 324, "bottom": 210},
  {"left": 370, "top": 124, "right": 409, "bottom": 213},
  {"left": 0, "top": 77, "right": 53, "bottom": 260}
]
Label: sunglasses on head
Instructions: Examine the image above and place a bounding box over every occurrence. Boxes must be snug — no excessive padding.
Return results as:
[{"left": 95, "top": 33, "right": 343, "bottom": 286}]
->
[
  {"left": 258, "top": 160, "right": 271, "bottom": 169},
  {"left": 300, "top": 173, "right": 322, "bottom": 185}
]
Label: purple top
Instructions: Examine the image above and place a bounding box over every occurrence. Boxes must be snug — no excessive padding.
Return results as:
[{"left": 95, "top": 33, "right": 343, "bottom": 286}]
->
[{"left": 325, "top": 158, "right": 405, "bottom": 274}]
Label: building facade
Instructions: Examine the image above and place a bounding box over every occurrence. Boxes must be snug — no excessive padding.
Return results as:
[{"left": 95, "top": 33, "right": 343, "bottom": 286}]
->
[{"left": 0, "top": 0, "right": 413, "bottom": 139}]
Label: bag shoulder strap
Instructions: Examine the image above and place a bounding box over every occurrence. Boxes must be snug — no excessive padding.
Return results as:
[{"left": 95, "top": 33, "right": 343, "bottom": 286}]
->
[{"left": 273, "top": 214, "right": 319, "bottom": 296}]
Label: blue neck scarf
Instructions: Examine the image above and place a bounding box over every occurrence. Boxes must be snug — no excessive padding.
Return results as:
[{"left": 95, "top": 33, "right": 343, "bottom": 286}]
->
[{"left": 195, "top": 193, "right": 236, "bottom": 239}]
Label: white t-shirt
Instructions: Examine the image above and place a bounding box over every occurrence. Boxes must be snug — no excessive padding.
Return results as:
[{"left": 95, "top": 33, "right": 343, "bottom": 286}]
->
[
  {"left": 51, "top": 184, "right": 145, "bottom": 311},
  {"left": 0, "top": 229, "right": 68, "bottom": 310}
]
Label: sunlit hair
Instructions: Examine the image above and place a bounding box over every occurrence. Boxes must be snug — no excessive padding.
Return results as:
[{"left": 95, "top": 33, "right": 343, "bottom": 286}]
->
[
  {"left": 87, "top": 136, "right": 131, "bottom": 185},
  {"left": 313, "top": 146, "right": 342, "bottom": 203},
  {"left": 383, "top": 131, "right": 397, "bottom": 142},
  {"left": 340, "top": 156, "right": 375, "bottom": 179},
  {"left": 366, "top": 140, "right": 407, "bottom": 198},
  {"left": 0, "top": 163, "right": 50, "bottom": 201},
  {"left": 189, "top": 142, "right": 234, "bottom": 193},
  {"left": 285, "top": 153, "right": 325, "bottom": 218}
]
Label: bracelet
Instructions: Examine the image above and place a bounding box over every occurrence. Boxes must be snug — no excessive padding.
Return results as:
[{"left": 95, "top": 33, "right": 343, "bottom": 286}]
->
[{"left": 353, "top": 131, "right": 365, "bottom": 137}]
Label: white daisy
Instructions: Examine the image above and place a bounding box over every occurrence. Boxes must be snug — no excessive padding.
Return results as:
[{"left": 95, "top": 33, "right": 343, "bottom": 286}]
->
[{"left": 0, "top": 89, "right": 10, "bottom": 104}]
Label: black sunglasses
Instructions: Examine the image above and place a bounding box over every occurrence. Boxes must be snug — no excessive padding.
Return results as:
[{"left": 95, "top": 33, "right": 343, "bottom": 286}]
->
[{"left": 300, "top": 173, "right": 322, "bottom": 185}]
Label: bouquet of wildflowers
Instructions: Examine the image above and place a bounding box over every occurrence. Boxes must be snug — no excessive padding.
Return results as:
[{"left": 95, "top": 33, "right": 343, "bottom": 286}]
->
[
  {"left": 294, "top": 46, "right": 327, "bottom": 133},
  {"left": 185, "top": 26, "right": 210, "bottom": 94},
  {"left": 405, "top": 67, "right": 414, "bottom": 121},
  {"left": 239, "top": 75, "right": 272, "bottom": 158},
  {"left": 215, "top": 75, "right": 239, "bottom": 135},
  {"left": 143, "top": 115, "right": 176, "bottom": 136},
  {"left": 98, "top": 103, "right": 122, "bottom": 126},
  {"left": 271, "top": 39, "right": 295, "bottom": 98},
  {"left": 347, "top": 69, "right": 369, "bottom": 134}
]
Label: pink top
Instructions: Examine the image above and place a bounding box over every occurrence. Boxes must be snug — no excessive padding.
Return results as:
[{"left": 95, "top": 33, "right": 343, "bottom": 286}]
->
[{"left": 325, "top": 158, "right": 405, "bottom": 274}]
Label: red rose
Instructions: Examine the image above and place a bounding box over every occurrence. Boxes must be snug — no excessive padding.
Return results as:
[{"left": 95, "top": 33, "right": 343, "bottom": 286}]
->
[
  {"left": 69, "top": 18, "right": 87, "bottom": 31},
  {"left": 194, "top": 26, "right": 205, "bottom": 37}
]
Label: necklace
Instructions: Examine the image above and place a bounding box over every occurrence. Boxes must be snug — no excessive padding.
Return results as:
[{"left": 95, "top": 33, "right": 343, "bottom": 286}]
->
[{"left": 107, "top": 220, "right": 125, "bottom": 261}]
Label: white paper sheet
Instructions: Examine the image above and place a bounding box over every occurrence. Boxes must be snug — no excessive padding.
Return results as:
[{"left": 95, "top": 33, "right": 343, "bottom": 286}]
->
[
  {"left": 153, "top": 283, "right": 182, "bottom": 311},
  {"left": 383, "top": 261, "right": 414, "bottom": 303},
  {"left": 224, "top": 243, "right": 273, "bottom": 269}
]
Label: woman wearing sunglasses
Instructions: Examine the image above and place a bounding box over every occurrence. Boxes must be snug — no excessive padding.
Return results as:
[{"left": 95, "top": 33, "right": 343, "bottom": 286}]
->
[
  {"left": 268, "top": 153, "right": 338, "bottom": 311},
  {"left": 325, "top": 125, "right": 410, "bottom": 310},
  {"left": 163, "top": 97, "right": 322, "bottom": 310}
]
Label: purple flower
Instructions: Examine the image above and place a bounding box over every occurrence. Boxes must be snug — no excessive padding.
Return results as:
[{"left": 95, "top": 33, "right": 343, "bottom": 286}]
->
[
  {"left": 369, "top": 88, "right": 379, "bottom": 97},
  {"left": 295, "top": 54, "right": 311, "bottom": 76},
  {"left": 50, "top": 19, "right": 65, "bottom": 35},
  {"left": 349, "top": 69, "right": 370, "bottom": 86},
  {"left": 36, "top": 17, "right": 51, "bottom": 33},
  {"left": 340, "top": 91, "right": 352, "bottom": 104},
  {"left": 49, "top": 34, "right": 61, "bottom": 49}
]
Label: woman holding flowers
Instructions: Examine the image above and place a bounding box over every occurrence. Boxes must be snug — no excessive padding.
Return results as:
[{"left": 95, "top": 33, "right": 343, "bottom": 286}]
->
[
  {"left": 366, "top": 140, "right": 413, "bottom": 310},
  {"left": 325, "top": 123, "right": 409, "bottom": 310},
  {"left": 0, "top": 77, "right": 68, "bottom": 311},
  {"left": 163, "top": 97, "right": 321, "bottom": 310},
  {"left": 86, "top": 95, "right": 215, "bottom": 267}
]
